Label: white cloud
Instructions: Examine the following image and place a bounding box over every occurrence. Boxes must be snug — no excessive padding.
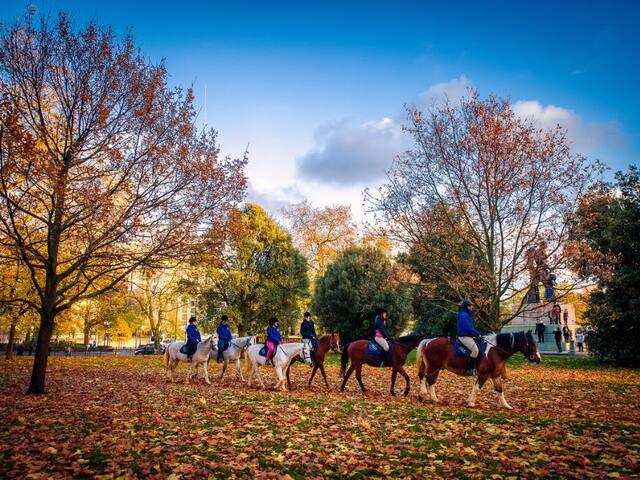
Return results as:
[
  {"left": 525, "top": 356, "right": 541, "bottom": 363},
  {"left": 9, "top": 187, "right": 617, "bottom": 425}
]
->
[
  {"left": 513, "top": 100, "right": 624, "bottom": 155},
  {"left": 295, "top": 117, "right": 410, "bottom": 186},
  {"left": 245, "top": 183, "right": 304, "bottom": 217},
  {"left": 414, "top": 75, "right": 472, "bottom": 110}
]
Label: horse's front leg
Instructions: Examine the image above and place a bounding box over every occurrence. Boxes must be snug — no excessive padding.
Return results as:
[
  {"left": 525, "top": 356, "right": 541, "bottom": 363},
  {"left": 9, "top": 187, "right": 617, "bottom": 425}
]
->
[
  {"left": 307, "top": 365, "right": 318, "bottom": 387},
  {"left": 275, "top": 365, "right": 287, "bottom": 391},
  {"left": 185, "top": 363, "right": 193, "bottom": 384},
  {"left": 235, "top": 358, "right": 244, "bottom": 382},
  {"left": 390, "top": 368, "right": 398, "bottom": 396},
  {"left": 467, "top": 375, "right": 488, "bottom": 408},
  {"left": 286, "top": 360, "right": 293, "bottom": 390},
  {"left": 491, "top": 376, "right": 512, "bottom": 409},
  {"left": 319, "top": 363, "right": 330, "bottom": 389},
  {"left": 397, "top": 365, "right": 410, "bottom": 397},
  {"left": 203, "top": 360, "right": 211, "bottom": 385}
]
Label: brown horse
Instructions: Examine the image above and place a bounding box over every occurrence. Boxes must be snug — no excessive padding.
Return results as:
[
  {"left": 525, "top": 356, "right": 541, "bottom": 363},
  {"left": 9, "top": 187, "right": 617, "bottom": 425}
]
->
[
  {"left": 285, "top": 333, "right": 341, "bottom": 389},
  {"left": 417, "top": 331, "right": 541, "bottom": 409},
  {"left": 340, "top": 334, "right": 424, "bottom": 397}
]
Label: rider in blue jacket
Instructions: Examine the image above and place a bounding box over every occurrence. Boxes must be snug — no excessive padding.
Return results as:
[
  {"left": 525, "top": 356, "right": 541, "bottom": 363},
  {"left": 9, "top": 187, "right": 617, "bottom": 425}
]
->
[
  {"left": 265, "top": 318, "right": 281, "bottom": 366},
  {"left": 216, "top": 315, "right": 233, "bottom": 363},
  {"left": 457, "top": 300, "right": 480, "bottom": 375},
  {"left": 185, "top": 316, "right": 201, "bottom": 361}
]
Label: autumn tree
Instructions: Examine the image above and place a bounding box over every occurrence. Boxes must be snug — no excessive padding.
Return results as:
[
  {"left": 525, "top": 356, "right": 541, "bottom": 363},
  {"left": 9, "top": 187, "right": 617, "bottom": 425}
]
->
[
  {"left": 367, "top": 91, "right": 599, "bottom": 330},
  {"left": 283, "top": 200, "right": 356, "bottom": 279},
  {"left": 129, "top": 266, "right": 193, "bottom": 350},
  {"left": 200, "top": 204, "right": 309, "bottom": 336},
  {"left": 312, "top": 245, "right": 413, "bottom": 344},
  {"left": 0, "top": 257, "right": 36, "bottom": 359},
  {"left": 568, "top": 166, "right": 640, "bottom": 365},
  {"left": 398, "top": 202, "right": 492, "bottom": 334},
  {"left": 0, "top": 13, "right": 246, "bottom": 393}
]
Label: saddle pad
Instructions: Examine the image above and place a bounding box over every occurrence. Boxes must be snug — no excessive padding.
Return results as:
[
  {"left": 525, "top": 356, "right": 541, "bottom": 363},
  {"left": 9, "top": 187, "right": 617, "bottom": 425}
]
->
[
  {"left": 179, "top": 344, "right": 190, "bottom": 355},
  {"left": 259, "top": 345, "right": 268, "bottom": 357},
  {"left": 453, "top": 338, "right": 487, "bottom": 360},
  {"left": 367, "top": 341, "right": 383, "bottom": 356}
]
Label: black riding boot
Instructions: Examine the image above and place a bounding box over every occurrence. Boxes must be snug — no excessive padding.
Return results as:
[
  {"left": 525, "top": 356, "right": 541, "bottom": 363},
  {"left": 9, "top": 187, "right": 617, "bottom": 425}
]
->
[
  {"left": 217, "top": 350, "right": 223, "bottom": 363},
  {"left": 465, "top": 356, "right": 477, "bottom": 376}
]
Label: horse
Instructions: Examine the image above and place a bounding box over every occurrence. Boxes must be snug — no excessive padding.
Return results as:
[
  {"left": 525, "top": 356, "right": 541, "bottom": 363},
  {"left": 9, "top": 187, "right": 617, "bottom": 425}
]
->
[
  {"left": 210, "top": 336, "right": 256, "bottom": 382},
  {"left": 164, "top": 336, "right": 214, "bottom": 385},
  {"left": 340, "top": 334, "right": 424, "bottom": 397},
  {"left": 245, "top": 342, "right": 305, "bottom": 391},
  {"left": 285, "top": 333, "right": 341, "bottom": 389},
  {"left": 416, "top": 331, "right": 541, "bottom": 409}
]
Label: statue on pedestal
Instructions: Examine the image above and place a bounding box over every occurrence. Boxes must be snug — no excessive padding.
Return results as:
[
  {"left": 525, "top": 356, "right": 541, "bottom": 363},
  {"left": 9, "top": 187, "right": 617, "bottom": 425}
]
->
[{"left": 525, "top": 241, "right": 555, "bottom": 304}]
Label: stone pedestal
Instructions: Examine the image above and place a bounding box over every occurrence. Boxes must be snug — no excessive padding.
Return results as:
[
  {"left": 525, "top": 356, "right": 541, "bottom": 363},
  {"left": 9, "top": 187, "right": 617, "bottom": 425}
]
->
[{"left": 501, "top": 302, "right": 578, "bottom": 353}]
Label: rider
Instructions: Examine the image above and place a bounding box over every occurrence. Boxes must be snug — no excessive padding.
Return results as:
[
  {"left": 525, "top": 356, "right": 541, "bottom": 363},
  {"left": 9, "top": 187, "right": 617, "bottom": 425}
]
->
[
  {"left": 373, "top": 308, "right": 393, "bottom": 367},
  {"left": 265, "top": 317, "right": 281, "bottom": 366},
  {"left": 216, "top": 315, "right": 233, "bottom": 363},
  {"left": 300, "top": 311, "right": 318, "bottom": 366},
  {"left": 185, "top": 316, "right": 201, "bottom": 362},
  {"left": 457, "top": 299, "right": 481, "bottom": 375}
]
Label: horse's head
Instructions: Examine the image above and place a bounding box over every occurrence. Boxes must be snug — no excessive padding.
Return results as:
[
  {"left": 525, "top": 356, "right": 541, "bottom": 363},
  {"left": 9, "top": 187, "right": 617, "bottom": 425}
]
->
[
  {"left": 245, "top": 336, "right": 257, "bottom": 349},
  {"left": 522, "top": 331, "right": 541, "bottom": 364},
  {"left": 329, "top": 333, "right": 341, "bottom": 353}
]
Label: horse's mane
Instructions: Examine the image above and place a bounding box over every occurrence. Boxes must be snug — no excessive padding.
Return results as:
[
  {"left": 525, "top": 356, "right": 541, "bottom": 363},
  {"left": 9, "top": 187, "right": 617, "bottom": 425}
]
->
[
  {"left": 495, "top": 332, "right": 527, "bottom": 350},
  {"left": 397, "top": 334, "right": 423, "bottom": 343}
]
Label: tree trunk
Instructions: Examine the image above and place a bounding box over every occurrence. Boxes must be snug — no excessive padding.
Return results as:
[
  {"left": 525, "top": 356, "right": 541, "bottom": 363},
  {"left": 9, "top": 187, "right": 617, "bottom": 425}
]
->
[
  {"left": 5, "top": 322, "right": 17, "bottom": 360},
  {"left": 83, "top": 324, "right": 90, "bottom": 348},
  {"left": 27, "top": 310, "right": 55, "bottom": 394}
]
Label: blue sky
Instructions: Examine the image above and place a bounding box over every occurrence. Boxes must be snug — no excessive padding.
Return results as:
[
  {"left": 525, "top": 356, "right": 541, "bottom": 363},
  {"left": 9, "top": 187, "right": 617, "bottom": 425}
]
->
[{"left": 4, "top": 1, "right": 639, "bottom": 217}]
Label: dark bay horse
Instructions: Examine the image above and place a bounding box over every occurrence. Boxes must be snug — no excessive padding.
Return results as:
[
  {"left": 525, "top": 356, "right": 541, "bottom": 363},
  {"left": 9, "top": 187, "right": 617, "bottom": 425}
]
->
[
  {"left": 285, "top": 333, "right": 341, "bottom": 389},
  {"left": 340, "top": 334, "right": 424, "bottom": 397},
  {"left": 417, "top": 331, "right": 541, "bottom": 409}
]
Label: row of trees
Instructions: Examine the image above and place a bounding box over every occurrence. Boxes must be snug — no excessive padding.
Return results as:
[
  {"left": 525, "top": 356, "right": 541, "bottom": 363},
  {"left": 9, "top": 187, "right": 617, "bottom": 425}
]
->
[{"left": 1, "top": 10, "right": 635, "bottom": 399}]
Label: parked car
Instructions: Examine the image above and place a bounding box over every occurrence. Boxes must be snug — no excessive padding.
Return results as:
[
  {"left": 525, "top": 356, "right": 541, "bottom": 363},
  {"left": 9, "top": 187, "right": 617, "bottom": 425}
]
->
[{"left": 134, "top": 343, "right": 166, "bottom": 355}]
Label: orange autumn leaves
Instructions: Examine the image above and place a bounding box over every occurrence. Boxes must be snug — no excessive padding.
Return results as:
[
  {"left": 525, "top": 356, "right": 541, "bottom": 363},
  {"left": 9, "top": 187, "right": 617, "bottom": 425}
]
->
[{"left": 1, "top": 356, "right": 638, "bottom": 479}]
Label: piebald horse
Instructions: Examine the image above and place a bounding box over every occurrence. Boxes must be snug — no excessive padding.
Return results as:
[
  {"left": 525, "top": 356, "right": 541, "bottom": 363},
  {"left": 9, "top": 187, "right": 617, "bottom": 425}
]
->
[
  {"left": 417, "top": 331, "right": 541, "bottom": 409},
  {"left": 285, "top": 333, "right": 341, "bottom": 389},
  {"left": 210, "top": 336, "right": 256, "bottom": 382},
  {"left": 164, "top": 336, "right": 214, "bottom": 384},
  {"left": 245, "top": 342, "right": 305, "bottom": 391}
]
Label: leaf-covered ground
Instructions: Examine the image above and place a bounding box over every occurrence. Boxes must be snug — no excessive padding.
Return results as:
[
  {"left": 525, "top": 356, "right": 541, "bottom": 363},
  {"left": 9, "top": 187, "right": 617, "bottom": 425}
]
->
[{"left": 1, "top": 354, "right": 638, "bottom": 479}]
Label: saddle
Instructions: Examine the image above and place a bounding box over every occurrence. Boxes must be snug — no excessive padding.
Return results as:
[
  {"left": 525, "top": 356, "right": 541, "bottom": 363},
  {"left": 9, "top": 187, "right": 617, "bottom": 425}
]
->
[
  {"left": 366, "top": 341, "right": 392, "bottom": 366},
  {"left": 180, "top": 342, "right": 197, "bottom": 356},
  {"left": 453, "top": 337, "right": 487, "bottom": 361}
]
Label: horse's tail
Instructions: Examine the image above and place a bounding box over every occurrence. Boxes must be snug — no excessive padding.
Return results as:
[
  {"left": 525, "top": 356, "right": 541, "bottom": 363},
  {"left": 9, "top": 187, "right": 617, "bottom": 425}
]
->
[
  {"left": 164, "top": 344, "right": 170, "bottom": 368},
  {"left": 340, "top": 343, "right": 350, "bottom": 377},
  {"left": 416, "top": 339, "right": 427, "bottom": 380}
]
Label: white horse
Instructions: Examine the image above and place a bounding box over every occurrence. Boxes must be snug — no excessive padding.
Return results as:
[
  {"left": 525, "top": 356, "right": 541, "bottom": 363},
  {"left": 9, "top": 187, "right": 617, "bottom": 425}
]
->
[
  {"left": 209, "top": 336, "right": 256, "bottom": 381},
  {"left": 164, "top": 336, "right": 214, "bottom": 384},
  {"left": 246, "top": 342, "right": 305, "bottom": 391}
]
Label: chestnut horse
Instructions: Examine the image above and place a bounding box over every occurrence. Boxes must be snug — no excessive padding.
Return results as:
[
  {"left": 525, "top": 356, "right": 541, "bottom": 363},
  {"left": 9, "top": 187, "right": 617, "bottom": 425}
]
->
[
  {"left": 417, "top": 331, "right": 541, "bottom": 409},
  {"left": 286, "top": 333, "right": 341, "bottom": 389},
  {"left": 340, "top": 334, "right": 424, "bottom": 397}
]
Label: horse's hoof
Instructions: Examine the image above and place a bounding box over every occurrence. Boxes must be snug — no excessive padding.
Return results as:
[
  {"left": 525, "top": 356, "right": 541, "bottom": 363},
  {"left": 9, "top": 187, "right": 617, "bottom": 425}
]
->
[{"left": 467, "top": 403, "right": 475, "bottom": 408}]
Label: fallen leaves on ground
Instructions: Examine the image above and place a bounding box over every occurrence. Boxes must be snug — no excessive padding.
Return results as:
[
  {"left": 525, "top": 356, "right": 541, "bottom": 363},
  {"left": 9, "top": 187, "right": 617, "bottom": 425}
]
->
[{"left": 1, "top": 356, "right": 638, "bottom": 479}]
